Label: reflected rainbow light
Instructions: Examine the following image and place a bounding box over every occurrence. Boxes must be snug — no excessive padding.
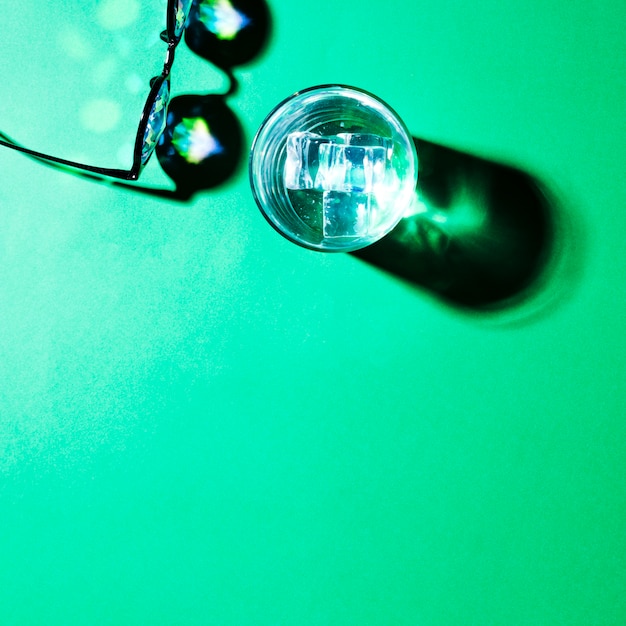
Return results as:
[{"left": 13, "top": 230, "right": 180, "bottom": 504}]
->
[
  {"left": 171, "top": 117, "right": 223, "bottom": 164},
  {"left": 198, "top": 0, "right": 251, "bottom": 41}
]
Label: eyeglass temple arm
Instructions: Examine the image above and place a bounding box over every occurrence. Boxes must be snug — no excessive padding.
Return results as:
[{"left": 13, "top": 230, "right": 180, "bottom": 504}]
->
[
  {"left": 0, "top": 134, "right": 139, "bottom": 180},
  {"left": 0, "top": 131, "right": 193, "bottom": 200}
]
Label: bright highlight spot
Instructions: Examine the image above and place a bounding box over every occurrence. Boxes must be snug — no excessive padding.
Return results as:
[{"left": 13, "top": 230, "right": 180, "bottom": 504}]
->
[
  {"left": 403, "top": 195, "right": 428, "bottom": 218},
  {"left": 199, "top": 0, "right": 251, "bottom": 41},
  {"left": 125, "top": 73, "right": 145, "bottom": 95},
  {"left": 80, "top": 99, "right": 122, "bottom": 133},
  {"left": 171, "top": 117, "right": 223, "bottom": 164},
  {"left": 58, "top": 28, "right": 94, "bottom": 60},
  {"left": 97, "top": 0, "right": 140, "bottom": 30}
]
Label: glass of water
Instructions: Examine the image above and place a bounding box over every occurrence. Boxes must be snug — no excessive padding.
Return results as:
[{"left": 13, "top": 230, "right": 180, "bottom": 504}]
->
[{"left": 249, "top": 85, "right": 418, "bottom": 252}]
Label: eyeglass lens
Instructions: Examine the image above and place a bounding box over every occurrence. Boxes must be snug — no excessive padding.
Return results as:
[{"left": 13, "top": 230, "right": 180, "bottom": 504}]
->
[
  {"left": 173, "top": 0, "right": 194, "bottom": 39},
  {"left": 140, "top": 0, "right": 193, "bottom": 167},
  {"left": 141, "top": 79, "right": 170, "bottom": 166}
]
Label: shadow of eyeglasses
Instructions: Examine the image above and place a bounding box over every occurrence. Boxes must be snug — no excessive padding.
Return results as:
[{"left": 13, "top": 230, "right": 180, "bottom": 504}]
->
[
  {"left": 352, "top": 138, "right": 584, "bottom": 317},
  {"left": 124, "top": 86, "right": 246, "bottom": 201}
]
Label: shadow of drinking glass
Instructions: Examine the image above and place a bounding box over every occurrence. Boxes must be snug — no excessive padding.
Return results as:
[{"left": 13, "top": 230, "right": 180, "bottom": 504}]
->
[{"left": 352, "top": 138, "right": 581, "bottom": 317}]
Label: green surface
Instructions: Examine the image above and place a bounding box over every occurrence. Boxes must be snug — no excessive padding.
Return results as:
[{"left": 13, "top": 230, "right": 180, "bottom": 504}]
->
[{"left": 1, "top": 1, "right": 625, "bottom": 624}]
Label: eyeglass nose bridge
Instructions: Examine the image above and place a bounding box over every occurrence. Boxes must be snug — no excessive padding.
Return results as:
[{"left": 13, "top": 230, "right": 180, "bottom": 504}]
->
[
  {"left": 153, "top": 39, "right": 177, "bottom": 77},
  {"left": 149, "top": 41, "right": 176, "bottom": 88}
]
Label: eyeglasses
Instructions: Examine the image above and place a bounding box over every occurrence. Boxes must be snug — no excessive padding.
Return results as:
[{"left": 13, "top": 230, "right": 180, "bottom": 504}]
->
[{"left": 0, "top": 0, "right": 194, "bottom": 181}]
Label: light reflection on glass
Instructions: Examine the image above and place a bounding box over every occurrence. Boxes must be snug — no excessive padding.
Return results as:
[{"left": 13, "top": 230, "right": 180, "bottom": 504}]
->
[
  {"left": 171, "top": 117, "right": 223, "bottom": 164},
  {"left": 198, "top": 0, "right": 251, "bottom": 41}
]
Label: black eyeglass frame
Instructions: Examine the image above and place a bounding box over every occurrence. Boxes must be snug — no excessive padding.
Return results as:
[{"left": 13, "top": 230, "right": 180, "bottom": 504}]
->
[{"left": 0, "top": 0, "right": 190, "bottom": 181}]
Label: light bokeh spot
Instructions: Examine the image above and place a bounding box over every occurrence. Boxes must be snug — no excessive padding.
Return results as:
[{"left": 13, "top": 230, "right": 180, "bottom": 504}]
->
[
  {"left": 125, "top": 73, "right": 145, "bottom": 96},
  {"left": 80, "top": 99, "right": 122, "bottom": 133},
  {"left": 58, "top": 27, "right": 94, "bottom": 60},
  {"left": 97, "top": 0, "right": 140, "bottom": 30}
]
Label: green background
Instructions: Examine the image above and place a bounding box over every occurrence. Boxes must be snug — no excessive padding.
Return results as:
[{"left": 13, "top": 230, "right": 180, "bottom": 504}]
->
[{"left": 1, "top": 1, "right": 624, "bottom": 624}]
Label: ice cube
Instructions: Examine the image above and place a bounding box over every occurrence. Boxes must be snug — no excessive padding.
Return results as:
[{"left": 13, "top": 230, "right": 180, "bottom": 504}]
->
[
  {"left": 314, "top": 142, "right": 346, "bottom": 191},
  {"left": 336, "top": 133, "right": 393, "bottom": 151},
  {"left": 315, "top": 143, "right": 387, "bottom": 193},
  {"left": 322, "top": 190, "right": 371, "bottom": 238},
  {"left": 284, "top": 132, "right": 328, "bottom": 190}
]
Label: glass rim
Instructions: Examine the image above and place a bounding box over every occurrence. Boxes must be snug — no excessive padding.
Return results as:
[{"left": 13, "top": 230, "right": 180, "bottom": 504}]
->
[{"left": 249, "top": 84, "right": 418, "bottom": 252}]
